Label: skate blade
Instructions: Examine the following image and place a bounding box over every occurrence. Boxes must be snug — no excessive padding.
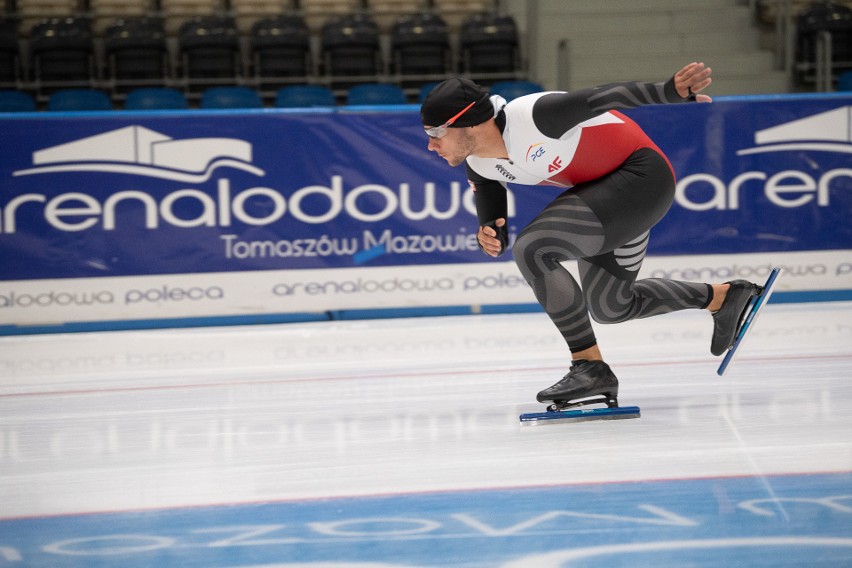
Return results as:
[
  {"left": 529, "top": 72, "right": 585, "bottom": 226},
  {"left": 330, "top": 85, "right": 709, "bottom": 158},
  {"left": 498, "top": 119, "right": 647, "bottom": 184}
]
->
[
  {"left": 519, "top": 405, "right": 640, "bottom": 424},
  {"left": 546, "top": 393, "right": 618, "bottom": 412}
]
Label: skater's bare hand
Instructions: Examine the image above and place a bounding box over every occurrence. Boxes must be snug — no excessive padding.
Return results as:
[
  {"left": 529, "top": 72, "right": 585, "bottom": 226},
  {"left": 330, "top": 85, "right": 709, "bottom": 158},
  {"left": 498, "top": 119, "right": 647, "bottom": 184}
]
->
[
  {"left": 478, "top": 218, "right": 506, "bottom": 257},
  {"left": 674, "top": 62, "right": 713, "bottom": 102}
]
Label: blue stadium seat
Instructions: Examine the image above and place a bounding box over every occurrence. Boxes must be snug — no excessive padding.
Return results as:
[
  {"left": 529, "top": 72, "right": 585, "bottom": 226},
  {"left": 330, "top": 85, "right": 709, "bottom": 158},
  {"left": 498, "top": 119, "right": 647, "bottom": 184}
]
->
[
  {"left": 200, "top": 86, "right": 263, "bottom": 109},
  {"left": 0, "top": 90, "right": 36, "bottom": 112},
  {"left": 418, "top": 81, "right": 440, "bottom": 102},
  {"left": 838, "top": 70, "right": 852, "bottom": 91},
  {"left": 125, "top": 87, "right": 188, "bottom": 110},
  {"left": 347, "top": 83, "right": 407, "bottom": 105},
  {"left": 47, "top": 89, "right": 112, "bottom": 111},
  {"left": 490, "top": 80, "right": 544, "bottom": 101},
  {"left": 274, "top": 85, "right": 336, "bottom": 108}
]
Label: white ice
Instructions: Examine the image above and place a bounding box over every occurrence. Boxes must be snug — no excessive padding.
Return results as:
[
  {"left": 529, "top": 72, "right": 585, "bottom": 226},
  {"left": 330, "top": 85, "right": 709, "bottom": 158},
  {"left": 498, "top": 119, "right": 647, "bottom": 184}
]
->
[{"left": 1, "top": 300, "right": 851, "bottom": 518}]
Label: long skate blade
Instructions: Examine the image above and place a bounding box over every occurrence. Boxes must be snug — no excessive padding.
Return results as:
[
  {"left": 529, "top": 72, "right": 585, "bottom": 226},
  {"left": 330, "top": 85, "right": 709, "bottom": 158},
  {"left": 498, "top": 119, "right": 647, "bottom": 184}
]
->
[
  {"left": 717, "top": 267, "right": 782, "bottom": 376},
  {"left": 519, "top": 406, "right": 641, "bottom": 424}
]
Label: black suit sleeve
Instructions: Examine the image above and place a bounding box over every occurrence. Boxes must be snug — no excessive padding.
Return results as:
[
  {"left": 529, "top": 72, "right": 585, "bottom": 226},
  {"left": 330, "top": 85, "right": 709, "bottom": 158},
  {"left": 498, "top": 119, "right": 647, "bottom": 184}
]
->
[
  {"left": 466, "top": 162, "right": 508, "bottom": 225},
  {"left": 531, "top": 77, "right": 691, "bottom": 139},
  {"left": 466, "top": 162, "right": 509, "bottom": 256}
]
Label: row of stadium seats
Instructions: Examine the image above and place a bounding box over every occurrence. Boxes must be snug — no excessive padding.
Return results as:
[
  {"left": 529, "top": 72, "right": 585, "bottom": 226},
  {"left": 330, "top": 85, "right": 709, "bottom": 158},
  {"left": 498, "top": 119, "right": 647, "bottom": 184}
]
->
[
  {"left": 0, "top": 79, "right": 545, "bottom": 111},
  {"left": 755, "top": 0, "right": 852, "bottom": 88},
  {"left": 791, "top": 1, "right": 852, "bottom": 86},
  {"left": 3, "top": 0, "right": 493, "bottom": 34},
  {"left": 0, "top": 11, "right": 523, "bottom": 100},
  {"left": 755, "top": 0, "right": 852, "bottom": 24}
]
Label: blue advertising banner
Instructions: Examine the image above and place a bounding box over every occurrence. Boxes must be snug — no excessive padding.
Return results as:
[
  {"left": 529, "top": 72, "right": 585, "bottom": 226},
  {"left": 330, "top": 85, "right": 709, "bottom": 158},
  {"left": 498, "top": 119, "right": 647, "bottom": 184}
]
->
[
  {"left": 2, "top": 96, "right": 851, "bottom": 282},
  {"left": 0, "top": 109, "right": 488, "bottom": 280},
  {"left": 632, "top": 95, "right": 852, "bottom": 255},
  {"left": 0, "top": 94, "right": 850, "bottom": 329}
]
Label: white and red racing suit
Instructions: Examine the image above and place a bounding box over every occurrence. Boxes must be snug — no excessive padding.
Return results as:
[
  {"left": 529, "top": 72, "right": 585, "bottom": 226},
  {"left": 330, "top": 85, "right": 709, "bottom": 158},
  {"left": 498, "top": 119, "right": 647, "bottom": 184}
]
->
[{"left": 466, "top": 78, "right": 712, "bottom": 352}]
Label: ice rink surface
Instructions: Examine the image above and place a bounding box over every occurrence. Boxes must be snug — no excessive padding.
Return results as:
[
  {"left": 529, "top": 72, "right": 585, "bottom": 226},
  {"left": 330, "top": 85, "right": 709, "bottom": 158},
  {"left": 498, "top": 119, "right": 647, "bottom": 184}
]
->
[{"left": 1, "top": 300, "right": 851, "bottom": 566}]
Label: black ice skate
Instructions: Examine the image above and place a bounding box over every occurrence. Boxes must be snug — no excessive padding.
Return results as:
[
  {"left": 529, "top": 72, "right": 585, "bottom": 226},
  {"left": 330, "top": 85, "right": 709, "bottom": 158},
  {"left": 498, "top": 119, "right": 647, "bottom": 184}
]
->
[
  {"left": 520, "top": 360, "right": 639, "bottom": 424},
  {"left": 710, "top": 279, "right": 761, "bottom": 356},
  {"left": 536, "top": 359, "right": 620, "bottom": 411},
  {"left": 717, "top": 267, "right": 782, "bottom": 376}
]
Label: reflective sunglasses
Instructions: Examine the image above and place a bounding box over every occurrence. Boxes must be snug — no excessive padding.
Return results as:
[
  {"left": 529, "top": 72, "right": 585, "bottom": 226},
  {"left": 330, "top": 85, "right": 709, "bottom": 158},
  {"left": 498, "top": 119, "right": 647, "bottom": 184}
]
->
[{"left": 424, "top": 100, "right": 477, "bottom": 139}]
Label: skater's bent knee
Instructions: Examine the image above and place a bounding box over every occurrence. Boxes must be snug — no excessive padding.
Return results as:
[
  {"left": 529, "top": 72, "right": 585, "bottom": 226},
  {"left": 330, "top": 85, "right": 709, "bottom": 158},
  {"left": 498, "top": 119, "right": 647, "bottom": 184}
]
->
[
  {"left": 587, "top": 306, "right": 632, "bottom": 325},
  {"left": 510, "top": 232, "right": 531, "bottom": 262}
]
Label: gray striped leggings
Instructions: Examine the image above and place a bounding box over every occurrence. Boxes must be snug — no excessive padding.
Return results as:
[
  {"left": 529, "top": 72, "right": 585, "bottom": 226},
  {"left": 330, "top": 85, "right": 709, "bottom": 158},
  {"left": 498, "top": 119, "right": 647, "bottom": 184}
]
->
[{"left": 512, "top": 148, "right": 711, "bottom": 353}]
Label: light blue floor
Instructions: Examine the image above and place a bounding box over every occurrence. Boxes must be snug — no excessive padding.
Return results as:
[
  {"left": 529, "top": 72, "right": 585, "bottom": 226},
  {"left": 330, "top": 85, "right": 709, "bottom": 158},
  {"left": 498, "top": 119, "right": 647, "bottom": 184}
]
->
[{"left": 3, "top": 473, "right": 851, "bottom": 567}]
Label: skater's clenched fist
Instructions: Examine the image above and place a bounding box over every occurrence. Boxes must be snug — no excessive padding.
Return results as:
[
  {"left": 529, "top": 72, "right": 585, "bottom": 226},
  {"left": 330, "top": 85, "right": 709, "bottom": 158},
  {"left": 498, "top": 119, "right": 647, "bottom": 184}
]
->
[{"left": 478, "top": 218, "right": 508, "bottom": 257}]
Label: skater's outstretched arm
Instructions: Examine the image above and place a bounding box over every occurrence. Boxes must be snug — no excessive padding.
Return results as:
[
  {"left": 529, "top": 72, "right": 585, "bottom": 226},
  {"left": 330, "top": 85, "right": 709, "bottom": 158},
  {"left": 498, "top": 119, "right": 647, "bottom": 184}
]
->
[
  {"left": 531, "top": 62, "right": 713, "bottom": 139},
  {"left": 590, "top": 61, "right": 713, "bottom": 109}
]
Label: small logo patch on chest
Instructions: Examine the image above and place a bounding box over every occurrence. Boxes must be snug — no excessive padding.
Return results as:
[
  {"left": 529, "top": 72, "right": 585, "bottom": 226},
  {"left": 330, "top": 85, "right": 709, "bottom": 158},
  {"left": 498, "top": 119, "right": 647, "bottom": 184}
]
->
[
  {"left": 495, "top": 164, "right": 516, "bottom": 181},
  {"left": 547, "top": 156, "right": 563, "bottom": 173}
]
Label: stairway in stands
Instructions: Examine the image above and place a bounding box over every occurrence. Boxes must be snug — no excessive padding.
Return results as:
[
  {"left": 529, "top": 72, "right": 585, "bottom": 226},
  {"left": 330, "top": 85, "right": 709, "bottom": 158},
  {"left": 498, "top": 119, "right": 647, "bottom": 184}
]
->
[{"left": 524, "top": 0, "right": 789, "bottom": 95}]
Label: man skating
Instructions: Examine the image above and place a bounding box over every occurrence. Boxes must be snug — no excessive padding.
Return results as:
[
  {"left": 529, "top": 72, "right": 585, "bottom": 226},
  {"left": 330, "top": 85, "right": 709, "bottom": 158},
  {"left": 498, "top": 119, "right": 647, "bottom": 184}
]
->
[{"left": 420, "top": 63, "right": 760, "bottom": 408}]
